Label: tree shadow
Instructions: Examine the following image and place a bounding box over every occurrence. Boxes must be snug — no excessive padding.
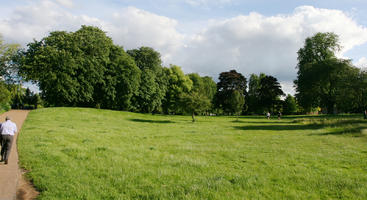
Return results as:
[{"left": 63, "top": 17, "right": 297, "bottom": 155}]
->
[
  {"left": 310, "top": 127, "right": 367, "bottom": 137},
  {"left": 232, "top": 120, "right": 294, "bottom": 124},
  {"left": 234, "top": 124, "right": 324, "bottom": 131},
  {"left": 234, "top": 119, "right": 367, "bottom": 137},
  {"left": 129, "top": 118, "right": 175, "bottom": 124}
]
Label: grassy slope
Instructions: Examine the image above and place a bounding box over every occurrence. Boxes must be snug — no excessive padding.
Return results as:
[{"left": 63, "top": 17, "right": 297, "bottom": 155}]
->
[{"left": 18, "top": 108, "right": 367, "bottom": 199}]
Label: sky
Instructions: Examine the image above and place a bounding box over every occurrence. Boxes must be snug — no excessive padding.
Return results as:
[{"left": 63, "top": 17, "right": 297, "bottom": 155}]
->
[{"left": 1, "top": 0, "right": 367, "bottom": 94}]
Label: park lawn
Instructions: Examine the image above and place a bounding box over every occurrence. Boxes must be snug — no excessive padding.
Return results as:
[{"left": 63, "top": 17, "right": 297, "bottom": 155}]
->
[{"left": 18, "top": 107, "right": 367, "bottom": 200}]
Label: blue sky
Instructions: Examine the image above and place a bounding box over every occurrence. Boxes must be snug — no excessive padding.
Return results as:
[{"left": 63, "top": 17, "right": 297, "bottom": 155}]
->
[{"left": 1, "top": 0, "right": 367, "bottom": 94}]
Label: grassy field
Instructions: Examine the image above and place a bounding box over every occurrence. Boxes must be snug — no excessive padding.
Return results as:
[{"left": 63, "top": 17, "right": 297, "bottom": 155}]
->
[{"left": 18, "top": 107, "right": 367, "bottom": 199}]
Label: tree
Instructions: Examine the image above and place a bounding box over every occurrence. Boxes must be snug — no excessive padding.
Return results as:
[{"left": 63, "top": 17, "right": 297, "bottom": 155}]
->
[
  {"left": 127, "top": 47, "right": 167, "bottom": 113},
  {"left": 294, "top": 32, "right": 353, "bottom": 114},
  {"left": 18, "top": 26, "right": 141, "bottom": 110},
  {"left": 246, "top": 73, "right": 266, "bottom": 114},
  {"left": 0, "top": 34, "right": 20, "bottom": 83},
  {"left": 259, "top": 75, "right": 284, "bottom": 112},
  {"left": 180, "top": 91, "right": 211, "bottom": 122},
  {"left": 0, "top": 81, "right": 11, "bottom": 111},
  {"left": 229, "top": 90, "right": 245, "bottom": 121},
  {"left": 201, "top": 76, "right": 217, "bottom": 103},
  {"left": 95, "top": 45, "right": 141, "bottom": 110},
  {"left": 336, "top": 67, "right": 367, "bottom": 113},
  {"left": 215, "top": 70, "right": 247, "bottom": 114},
  {"left": 283, "top": 94, "right": 298, "bottom": 115},
  {"left": 188, "top": 73, "right": 216, "bottom": 114},
  {"left": 162, "top": 65, "right": 193, "bottom": 114}
]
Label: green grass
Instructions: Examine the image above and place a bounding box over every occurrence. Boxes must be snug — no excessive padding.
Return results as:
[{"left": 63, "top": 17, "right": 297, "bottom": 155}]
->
[{"left": 18, "top": 108, "right": 367, "bottom": 199}]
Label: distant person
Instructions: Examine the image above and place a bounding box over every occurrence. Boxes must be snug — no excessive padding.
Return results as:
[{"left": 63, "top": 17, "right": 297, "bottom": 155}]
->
[
  {"left": 266, "top": 112, "right": 270, "bottom": 120},
  {"left": 0, "top": 116, "right": 17, "bottom": 165},
  {"left": 278, "top": 112, "right": 282, "bottom": 120},
  {"left": 364, "top": 109, "right": 367, "bottom": 119}
]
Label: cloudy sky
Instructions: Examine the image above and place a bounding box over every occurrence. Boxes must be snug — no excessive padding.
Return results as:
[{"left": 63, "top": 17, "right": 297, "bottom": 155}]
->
[{"left": 1, "top": 0, "right": 367, "bottom": 94}]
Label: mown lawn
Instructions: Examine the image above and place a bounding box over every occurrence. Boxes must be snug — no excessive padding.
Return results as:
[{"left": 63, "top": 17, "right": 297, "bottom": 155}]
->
[{"left": 18, "top": 108, "right": 367, "bottom": 199}]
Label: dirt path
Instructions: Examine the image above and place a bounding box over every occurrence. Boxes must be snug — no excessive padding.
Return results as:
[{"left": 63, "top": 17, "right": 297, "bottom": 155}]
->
[{"left": 0, "top": 110, "right": 38, "bottom": 200}]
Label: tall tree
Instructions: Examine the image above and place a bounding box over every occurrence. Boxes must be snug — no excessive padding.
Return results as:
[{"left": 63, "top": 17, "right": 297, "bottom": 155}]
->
[
  {"left": 215, "top": 70, "right": 247, "bottom": 114},
  {"left": 162, "top": 65, "right": 193, "bottom": 114},
  {"left": 259, "top": 75, "right": 284, "bottom": 112},
  {"left": 101, "top": 45, "right": 141, "bottom": 110},
  {"left": 201, "top": 76, "right": 217, "bottom": 103},
  {"left": 127, "top": 47, "right": 167, "bottom": 113},
  {"left": 0, "top": 34, "right": 20, "bottom": 83},
  {"left": 18, "top": 26, "right": 140, "bottom": 110},
  {"left": 229, "top": 90, "right": 245, "bottom": 121},
  {"left": 188, "top": 73, "right": 216, "bottom": 113},
  {"left": 180, "top": 91, "right": 211, "bottom": 122},
  {"left": 283, "top": 94, "right": 298, "bottom": 115},
  {"left": 336, "top": 67, "right": 367, "bottom": 113},
  {"left": 247, "top": 73, "right": 266, "bottom": 114},
  {"left": 294, "top": 32, "right": 351, "bottom": 113}
]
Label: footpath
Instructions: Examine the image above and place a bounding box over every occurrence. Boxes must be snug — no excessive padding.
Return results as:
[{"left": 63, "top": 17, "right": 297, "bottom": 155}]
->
[{"left": 0, "top": 110, "right": 37, "bottom": 200}]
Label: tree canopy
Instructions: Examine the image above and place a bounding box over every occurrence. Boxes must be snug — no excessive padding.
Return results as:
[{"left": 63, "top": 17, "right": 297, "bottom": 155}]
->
[
  {"left": 18, "top": 26, "right": 140, "bottom": 109},
  {"left": 215, "top": 70, "right": 247, "bottom": 114},
  {"left": 294, "top": 32, "right": 363, "bottom": 114}
]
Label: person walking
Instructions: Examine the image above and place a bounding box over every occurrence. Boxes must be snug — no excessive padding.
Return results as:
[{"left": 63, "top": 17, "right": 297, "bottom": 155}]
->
[
  {"left": 0, "top": 116, "right": 17, "bottom": 165},
  {"left": 278, "top": 111, "right": 282, "bottom": 120},
  {"left": 266, "top": 112, "right": 270, "bottom": 120}
]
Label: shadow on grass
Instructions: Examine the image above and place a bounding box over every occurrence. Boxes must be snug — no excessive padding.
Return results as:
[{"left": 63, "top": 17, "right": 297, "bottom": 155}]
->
[
  {"left": 129, "top": 118, "right": 175, "bottom": 124},
  {"left": 232, "top": 120, "right": 294, "bottom": 124},
  {"left": 234, "top": 119, "right": 367, "bottom": 137},
  {"left": 310, "top": 127, "right": 367, "bottom": 137},
  {"left": 234, "top": 124, "right": 324, "bottom": 131}
]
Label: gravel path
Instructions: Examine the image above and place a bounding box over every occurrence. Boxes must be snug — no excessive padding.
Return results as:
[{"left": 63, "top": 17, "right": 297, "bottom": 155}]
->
[{"left": 0, "top": 110, "right": 38, "bottom": 200}]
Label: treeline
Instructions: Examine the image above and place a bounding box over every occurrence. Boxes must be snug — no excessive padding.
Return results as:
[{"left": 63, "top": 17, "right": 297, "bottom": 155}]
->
[{"left": 0, "top": 26, "right": 366, "bottom": 116}]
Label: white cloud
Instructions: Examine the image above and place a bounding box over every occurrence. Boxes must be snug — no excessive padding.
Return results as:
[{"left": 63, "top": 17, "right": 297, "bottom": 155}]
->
[
  {"left": 0, "top": 3, "right": 366, "bottom": 92},
  {"left": 355, "top": 57, "right": 367, "bottom": 68},
  {"left": 0, "top": 2, "right": 184, "bottom": 61},
  {"left": 105, "top": 7, "right": 184, "bottom": 61},
  {"left": 172, "top": 6, "right": 367, "bottom": 83},
  {"left": 280, "top": 81, "right": 296, "bottom": 96},
  {"left": 185, "top": 0, "right": 233, "bottom": 7},
  {"left": 0, "top": 0, "right": 105, "bottom": 45},
  {"left": 55, "top": 0, "right": 74, "bottom": 8}
]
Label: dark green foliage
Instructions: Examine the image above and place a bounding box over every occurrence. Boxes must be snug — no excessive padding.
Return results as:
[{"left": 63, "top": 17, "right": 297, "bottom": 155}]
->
[
  {"left": 0, "top": 81, "right": 11, "bottom": 111},
  {"left": 201, "top": 76, "right": 217, "bottom": 102},
  {"left": 127, "top": 47, "right": 167, "bottom": 113},
  {"left": 335, "top": 68, "right": 367, "bottom": 113},
  {"left": 180, "top": 91, "right": 211, "bottom": 122},
  {"left": 246, "top": 73, "right": 266, "bottom": 114},
  {"left": 229, "top": 90, "right": 245, "bottom": 120},
  {"left": 297, "top": 32, "right": 340, "bottom": 66},
  {"left": 188, "top": 73, "right": 216, "bottom": 112},
  {"left": 215, "top": 70, "right": 247, "bottom": 114},
  {"left": 22, "top": 87, "right": 42, "bottom": 109},
  {"left": 294, "top": 32, "right": 363, "bottom": 114},
  {"left": 98, "top": 45, "right": 140, "bottom": 110},
  {"left": 283, "top": 94, "right": 298, "bottom": 115},
  {"left": 295, "top": 32, "right": 340, "bottom": 112},
  {"left": 0, "top": 34, "right": 20, "bottom": 84},
  {"left": 11, "top": 85, "right": 25, "bottom": 109},
  {"left": 18, "top": 26, "right": 140, "bottom": 110},
  {"left": 259, "top": 75, "right": 284, "bottom": 112},
  {"left": 162, "top": 65, "right": 192, "bottom": 114}
]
